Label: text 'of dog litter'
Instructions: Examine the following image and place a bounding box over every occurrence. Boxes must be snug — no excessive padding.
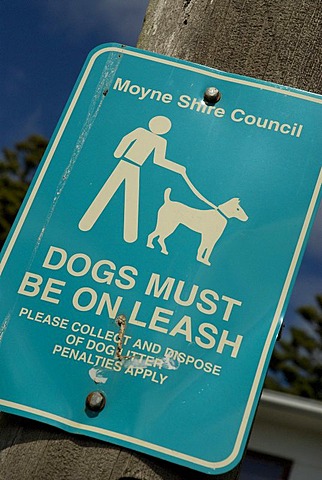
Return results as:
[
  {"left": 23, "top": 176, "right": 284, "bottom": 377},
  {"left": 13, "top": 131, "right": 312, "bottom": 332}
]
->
[{"left": 79, "top": 115, "right": 248, "bottom": 266}]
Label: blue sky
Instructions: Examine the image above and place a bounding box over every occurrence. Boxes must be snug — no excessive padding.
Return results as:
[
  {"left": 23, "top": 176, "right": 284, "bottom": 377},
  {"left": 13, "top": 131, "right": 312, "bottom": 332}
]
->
[
  {"left": 1, "top": 0, "right": 322, "bottom": 334},
  {"left": 1, "top": 0, "right": 149, "bottom": 147}
]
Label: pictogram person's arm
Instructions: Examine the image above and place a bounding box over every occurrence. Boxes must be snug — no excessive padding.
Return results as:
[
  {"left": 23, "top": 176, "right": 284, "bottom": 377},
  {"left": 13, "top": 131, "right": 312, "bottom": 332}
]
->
[
  {"left": 153, "top": 137, "right": 186, "bottom": 174},
  {"left": 114, "top": 129, "right": 141, "bottom": 158}
]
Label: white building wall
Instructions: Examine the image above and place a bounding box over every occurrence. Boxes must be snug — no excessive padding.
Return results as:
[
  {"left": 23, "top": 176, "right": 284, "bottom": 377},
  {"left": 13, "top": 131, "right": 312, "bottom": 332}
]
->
[{"left": 248, "top": 390, "right": 322, "bottom": 480}]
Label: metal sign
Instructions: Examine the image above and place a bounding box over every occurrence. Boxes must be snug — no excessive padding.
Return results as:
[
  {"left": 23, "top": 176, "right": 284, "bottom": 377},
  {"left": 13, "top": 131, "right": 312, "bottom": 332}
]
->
[{"left": 0, "top": 44, "right": 321, "bottom": 474}]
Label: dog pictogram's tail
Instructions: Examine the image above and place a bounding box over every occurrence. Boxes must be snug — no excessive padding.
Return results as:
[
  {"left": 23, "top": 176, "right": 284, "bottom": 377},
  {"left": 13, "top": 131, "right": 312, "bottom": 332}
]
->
[{"left": 164, "top": 188, "right": 172, "bottom": 203}]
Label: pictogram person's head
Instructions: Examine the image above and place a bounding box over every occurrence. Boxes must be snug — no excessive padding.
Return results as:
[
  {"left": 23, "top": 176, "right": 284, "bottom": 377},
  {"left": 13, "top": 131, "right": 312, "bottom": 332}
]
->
[{"left": 148, "top": 116, "right": 172, "bottom": 135}]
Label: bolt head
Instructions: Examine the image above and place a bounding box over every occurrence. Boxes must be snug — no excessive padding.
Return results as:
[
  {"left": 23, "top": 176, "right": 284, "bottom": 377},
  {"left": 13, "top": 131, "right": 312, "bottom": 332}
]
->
[
  {"left": 204, "top": 87, "right": 221, "bottom": 105},
  {"left": 86, "top": 391, "right": 106, "bottom": 412}
]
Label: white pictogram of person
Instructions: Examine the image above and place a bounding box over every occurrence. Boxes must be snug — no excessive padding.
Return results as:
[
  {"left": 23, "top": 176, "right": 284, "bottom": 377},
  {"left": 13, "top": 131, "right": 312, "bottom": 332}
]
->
[{"left": 78, "top": 116, "right": 186, "bottom": 242}]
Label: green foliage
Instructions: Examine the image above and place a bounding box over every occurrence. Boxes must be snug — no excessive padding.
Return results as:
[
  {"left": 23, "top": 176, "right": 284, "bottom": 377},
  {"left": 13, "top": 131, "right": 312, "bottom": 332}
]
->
[
  {"left": 0, "top": 135, "right": 48, "bottom": 247},
  {"left": 266, "top": 295, "right": 322, "bottom": 400}
]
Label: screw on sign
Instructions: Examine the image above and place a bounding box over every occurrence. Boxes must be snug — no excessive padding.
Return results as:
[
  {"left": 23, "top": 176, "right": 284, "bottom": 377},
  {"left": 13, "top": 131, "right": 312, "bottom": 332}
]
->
[
  {"left": 203, "top": 86, "right": 221, "bottom": 105},
  {"left": 85, "top": 391, "right": 106, "bottom": 413}
]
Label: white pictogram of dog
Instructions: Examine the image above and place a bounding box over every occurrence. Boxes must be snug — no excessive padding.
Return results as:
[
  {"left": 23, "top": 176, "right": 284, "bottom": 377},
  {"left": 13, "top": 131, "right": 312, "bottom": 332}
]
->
[{"left": 147, "top": 188, "right": 248, "bottom": 266}]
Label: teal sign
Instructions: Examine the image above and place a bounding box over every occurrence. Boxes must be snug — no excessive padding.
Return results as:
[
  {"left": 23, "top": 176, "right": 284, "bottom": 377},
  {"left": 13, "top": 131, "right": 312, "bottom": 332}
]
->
[{"left": 0, "top": 44, "right": 321, "bottom": 474}]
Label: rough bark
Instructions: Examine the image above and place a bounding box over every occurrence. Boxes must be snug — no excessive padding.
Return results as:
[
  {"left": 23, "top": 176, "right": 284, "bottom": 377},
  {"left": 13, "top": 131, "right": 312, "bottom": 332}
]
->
[
  {"left": 0, "top": 413, "right": 238, "bottom": 479},
  {"left": 138, "top": 0, "right": 322, "bottom": 94},
  {"left": 1, "top": 1, "right": 322, "bottom": 479}
]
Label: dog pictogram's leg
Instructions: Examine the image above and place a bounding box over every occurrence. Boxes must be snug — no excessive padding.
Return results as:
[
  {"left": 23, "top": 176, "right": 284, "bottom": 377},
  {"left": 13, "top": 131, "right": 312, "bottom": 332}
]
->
[
  {"left": 197, "top": 247, "right": 211, "bottom": 265},
  {"left": 147, "top": 231, "right": 169, "bottom": 254},
  {"left": 157, "top": 235, "right": 169, "bottom": 255},
  {"left": 146, "top": 232, "right": 155, "bottom": 249}
]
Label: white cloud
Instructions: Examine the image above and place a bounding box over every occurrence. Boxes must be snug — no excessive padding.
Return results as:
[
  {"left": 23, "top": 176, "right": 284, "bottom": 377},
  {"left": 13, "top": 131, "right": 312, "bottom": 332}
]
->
[{"left": 35, "top": 0, "right": 149, "bottom": 43}]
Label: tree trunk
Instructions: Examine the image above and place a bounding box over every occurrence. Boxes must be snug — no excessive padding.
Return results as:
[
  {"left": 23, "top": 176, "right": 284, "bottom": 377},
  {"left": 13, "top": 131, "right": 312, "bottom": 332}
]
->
[{"left": 1, "top": 1, "right": 321, "bottom": 479}]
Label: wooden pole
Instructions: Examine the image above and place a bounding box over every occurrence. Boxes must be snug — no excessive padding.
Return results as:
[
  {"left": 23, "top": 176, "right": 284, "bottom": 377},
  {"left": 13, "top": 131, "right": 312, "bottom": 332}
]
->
[
  {"left": 1, "top": 1, "right": 321, "bottom": 479},
  {"left": 137, "top": 0, "right": 322, "bottom": 94}
]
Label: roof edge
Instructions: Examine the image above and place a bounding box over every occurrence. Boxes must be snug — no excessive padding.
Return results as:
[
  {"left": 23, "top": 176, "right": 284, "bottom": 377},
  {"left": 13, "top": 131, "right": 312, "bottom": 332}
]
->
[{"left": 261, "top": 389, "right": 322, "bottom": 418}]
